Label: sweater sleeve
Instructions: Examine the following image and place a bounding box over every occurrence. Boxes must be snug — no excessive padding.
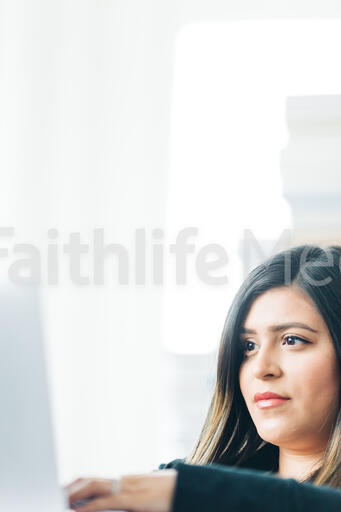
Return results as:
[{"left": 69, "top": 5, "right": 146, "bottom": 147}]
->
[
  {"left": 158, "top": 459, "right": 185, "bottom": 470},
  {"left": 166, "top": 461, "right": 341, "bottom": 512}
]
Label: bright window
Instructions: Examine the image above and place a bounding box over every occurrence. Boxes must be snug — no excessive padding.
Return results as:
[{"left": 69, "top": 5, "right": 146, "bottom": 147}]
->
[{"left": 163, "top": 20, "right": 341, "bottom": 354}]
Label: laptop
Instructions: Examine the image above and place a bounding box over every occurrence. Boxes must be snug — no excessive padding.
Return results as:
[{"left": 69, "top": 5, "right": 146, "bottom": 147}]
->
[{"left": 0, "top": 278, "right": 68, "bottom": 511}]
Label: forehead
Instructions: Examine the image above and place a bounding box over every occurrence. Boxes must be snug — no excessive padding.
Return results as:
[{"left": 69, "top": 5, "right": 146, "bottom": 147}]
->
[{"left": 243, "top": 286, "right": 324, "bottom": 330}]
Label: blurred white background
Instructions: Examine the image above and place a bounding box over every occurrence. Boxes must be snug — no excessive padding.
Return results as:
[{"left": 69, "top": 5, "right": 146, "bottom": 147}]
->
[{"left": 1, "top": 0, "right": 341, "bottom": 484}]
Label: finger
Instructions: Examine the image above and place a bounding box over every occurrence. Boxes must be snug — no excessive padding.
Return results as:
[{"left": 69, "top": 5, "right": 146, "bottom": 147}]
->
[
  {"left": 69, "top": 479, "right": 112, "bottom": 504},
  {"left": 72, "top": 495, "right": 128, "bottom": 512},
  {"left": 65, "top": 478, "right": 85, "bottom": 494}
]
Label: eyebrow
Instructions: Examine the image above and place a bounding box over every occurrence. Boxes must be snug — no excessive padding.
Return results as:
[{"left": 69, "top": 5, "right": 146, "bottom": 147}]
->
[{"left": 240, "top": 322, "right": 319, "bottom": 335}]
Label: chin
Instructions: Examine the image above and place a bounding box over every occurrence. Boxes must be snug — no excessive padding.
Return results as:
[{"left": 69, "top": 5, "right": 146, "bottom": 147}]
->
[
  {"left": 256, "top": 425, "right": 286, "bottom": 446},
  {"left": 258, "top": 434, "right": 282, "bottom": 446}
]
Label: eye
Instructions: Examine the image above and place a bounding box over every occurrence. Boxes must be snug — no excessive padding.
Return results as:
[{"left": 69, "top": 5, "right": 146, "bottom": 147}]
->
[
  {"left": 282, "top": 334, "right": 310, "bottom": 346},
  {"left": 240, "top": 339, "right": 257, "bottom": 355}
]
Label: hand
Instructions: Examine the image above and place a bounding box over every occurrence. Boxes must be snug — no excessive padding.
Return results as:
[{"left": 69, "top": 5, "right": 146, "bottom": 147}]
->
[{"left": 66, "top": 469, "right": 178, "bottom": 512}]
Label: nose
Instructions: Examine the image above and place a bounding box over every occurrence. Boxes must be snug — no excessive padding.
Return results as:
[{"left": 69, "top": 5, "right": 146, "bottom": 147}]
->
[{"left": 252, "top": 343, "right": 282, "bottom": 379}]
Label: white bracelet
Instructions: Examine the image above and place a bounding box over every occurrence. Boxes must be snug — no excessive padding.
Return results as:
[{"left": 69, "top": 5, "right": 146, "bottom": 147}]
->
[{"left": 111, "top": 477, "right": 121, "bottom": 495}]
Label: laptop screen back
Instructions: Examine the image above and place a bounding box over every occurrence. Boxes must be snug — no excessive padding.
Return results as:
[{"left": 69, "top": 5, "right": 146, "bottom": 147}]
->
[{"left": 0, "top": 280, "right": 64, "bottom": 512}]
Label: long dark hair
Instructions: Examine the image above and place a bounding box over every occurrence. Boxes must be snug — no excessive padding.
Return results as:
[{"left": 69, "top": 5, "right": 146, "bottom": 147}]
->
[{"left": 186, "top": 245, "right": 341, "bottom": 488}]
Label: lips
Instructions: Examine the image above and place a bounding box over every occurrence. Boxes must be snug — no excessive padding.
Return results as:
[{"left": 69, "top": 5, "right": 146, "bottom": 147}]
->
[{"left": 254, "top": 392, "right": 289, "bottom": 402}]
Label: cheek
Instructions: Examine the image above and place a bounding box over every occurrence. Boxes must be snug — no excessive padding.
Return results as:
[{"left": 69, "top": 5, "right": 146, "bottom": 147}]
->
[
  {"left": 297, "top": 353, "right": 339, "bottom": 407},
  {"left": 282, "top": 351, "right": 340, "bottom": 431}
]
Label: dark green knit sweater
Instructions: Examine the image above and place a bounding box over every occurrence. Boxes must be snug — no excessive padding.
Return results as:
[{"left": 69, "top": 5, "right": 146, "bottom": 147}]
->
[{"left": 158, "top": 459, "right": 341, "bottom": 511}]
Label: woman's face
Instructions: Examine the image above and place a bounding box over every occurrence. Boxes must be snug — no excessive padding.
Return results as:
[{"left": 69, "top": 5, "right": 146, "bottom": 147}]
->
[{"left": 239, "top": 286, "right": 339, "bottom": 452}]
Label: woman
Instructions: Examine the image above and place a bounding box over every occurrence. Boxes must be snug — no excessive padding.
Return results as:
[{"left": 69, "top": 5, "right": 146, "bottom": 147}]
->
[{"left": 67, "top": 244, "right": 341, "bottom": 511}]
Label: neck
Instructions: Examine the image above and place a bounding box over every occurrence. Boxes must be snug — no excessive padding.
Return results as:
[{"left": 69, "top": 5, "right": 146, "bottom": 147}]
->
[{"left": 277, "top": 447, "right": 326, "bottom": 482}]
